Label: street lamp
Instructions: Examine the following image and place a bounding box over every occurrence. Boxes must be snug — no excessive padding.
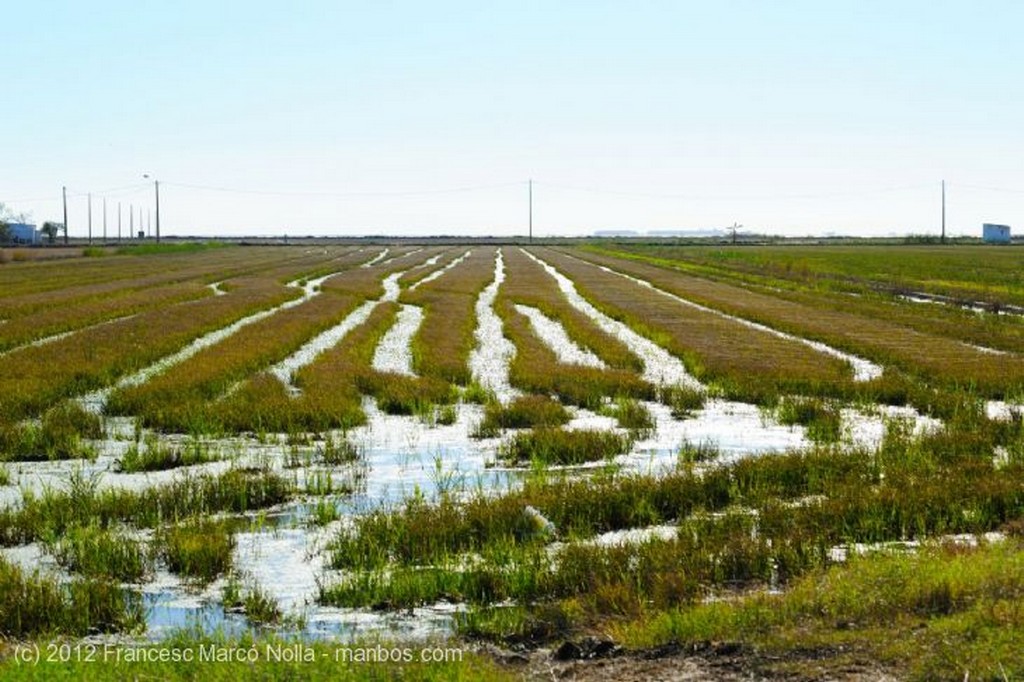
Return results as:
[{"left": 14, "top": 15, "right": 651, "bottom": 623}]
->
[{"left": 143, "top": 174, "right": 160, "bottom": 243}]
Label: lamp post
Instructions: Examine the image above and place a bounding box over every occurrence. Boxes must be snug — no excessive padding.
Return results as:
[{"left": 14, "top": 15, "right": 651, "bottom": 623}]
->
[{"left": 143, "top": 174, "right": 160, "bottom": 243}]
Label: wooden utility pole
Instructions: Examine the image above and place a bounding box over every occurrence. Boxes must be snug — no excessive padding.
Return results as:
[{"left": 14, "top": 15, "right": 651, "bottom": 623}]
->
[
  {"left": 528, "top": 179, "right": 533, "bottom": 244},
  {"left": 941, "top": 180, "right": 946, "bottom": 244},
  {"left": 118, "top": 202, "right": 122, "bottom": 242},
  {"left": 155, "top": 180, "right": 161, "bottom": 243},
  {"left": 62, "top": 186, "right": 69, "bottom": 245},
  {"left": 87, "top": 193, "right": 92, "bottom": 245},
  {"left": 103, "top": 197, "right": 107, "bottom": 242}
]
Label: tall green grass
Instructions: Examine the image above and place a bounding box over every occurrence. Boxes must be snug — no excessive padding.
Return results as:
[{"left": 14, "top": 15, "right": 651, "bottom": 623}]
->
[
  {"left": 497, "top": 428, "right": 632, "bottom": 466},
  {"left": 0, "top": 467, "right": 293, "bottom": 546},
  {"left": 0, "top": 556, "right": 144, "bottom": 637}
]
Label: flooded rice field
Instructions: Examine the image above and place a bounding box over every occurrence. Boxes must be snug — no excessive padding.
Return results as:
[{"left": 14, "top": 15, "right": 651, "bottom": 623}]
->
[{"left": 0, "top": 242, "right": 1018, "bottom": 658}]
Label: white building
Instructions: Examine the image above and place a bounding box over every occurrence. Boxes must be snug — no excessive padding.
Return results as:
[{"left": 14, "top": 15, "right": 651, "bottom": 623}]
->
[{"left": 8, "top": 223, "right": 39, "bottom": 245}]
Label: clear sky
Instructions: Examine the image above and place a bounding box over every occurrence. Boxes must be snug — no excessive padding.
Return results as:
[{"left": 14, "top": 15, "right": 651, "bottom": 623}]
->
[{"left": 4, "top": 1, "right": 1024, "bottom": 238}]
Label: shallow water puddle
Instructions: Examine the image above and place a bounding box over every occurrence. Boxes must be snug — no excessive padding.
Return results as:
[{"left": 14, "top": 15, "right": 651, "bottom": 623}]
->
[
  {"left": 468, "top": 250, "right": 518, "bottom": 403},
  {"left": 521, "top": 249, "right": 702, "bottom": 389},
  {"left": 514, "top": 304, "right": 605, "bottom": 369},
  {"left": 372, "top": 305, "right": 422, "bottom": 376}
]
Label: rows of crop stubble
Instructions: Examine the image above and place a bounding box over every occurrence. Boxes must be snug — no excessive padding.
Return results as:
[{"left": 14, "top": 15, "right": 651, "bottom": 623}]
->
[
  {"left": 107, "top": 249, "right": 426, "bottom": 433},
  {"left": 571, "top": 246, "right": 1024, "bottom": 399},
  {"left": 530, "top": 248, "right": 855, "bottom": 404}
]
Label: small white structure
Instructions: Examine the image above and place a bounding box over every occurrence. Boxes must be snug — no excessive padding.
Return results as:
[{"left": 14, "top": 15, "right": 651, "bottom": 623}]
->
[
  {"left": 983, "top": 223, "right": 1011, "bottom": 244},
  {"left": 8, "top": 223, "right": 39, "bottom": 245}
]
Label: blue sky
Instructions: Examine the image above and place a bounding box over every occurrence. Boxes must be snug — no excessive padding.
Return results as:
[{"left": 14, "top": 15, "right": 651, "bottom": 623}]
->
[{"left": 4, "top": 1, "right": 1024, "bottom": 237}]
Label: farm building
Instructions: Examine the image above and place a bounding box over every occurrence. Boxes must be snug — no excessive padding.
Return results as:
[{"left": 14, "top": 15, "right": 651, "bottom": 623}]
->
[
  {"left": 8, "top": 222, "right": 40, "bottom": 244},
  {"left": 983, "top": 223, "right": 1011, "bottom": 244}
]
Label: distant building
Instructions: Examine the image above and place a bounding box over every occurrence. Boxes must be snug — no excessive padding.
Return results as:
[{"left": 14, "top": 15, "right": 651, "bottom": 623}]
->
[
  {"left": 8, "top": 223, "right": 39, "bottom": 244},
  {"left": 983, "top": 223, "right": 1011, "bottom": 244}
]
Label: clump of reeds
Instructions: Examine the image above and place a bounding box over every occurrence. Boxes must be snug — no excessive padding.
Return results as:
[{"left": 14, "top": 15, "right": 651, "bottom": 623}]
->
[
  {"left": 0, "top": 556, "right": 144, "bottom": 637},
  {"left": 776, "top": 396, "right": 843, "bottom": 443},
  {"left": 318, "top": 432, "right": 361, "bottom": 465},
  {"left": 678, "top": 439, "right": 720, "bottom": 464},
  {"left": 49, "top": 523, "right": 151, "bottom": 582},
  {"left": 222, "top": 576, "right": 281, "bottom": 625},
  {"left": 498, "top": 428, "right": 632, "bottom": 466},
  {"left": 0, "top": 401, "right": 102, "bottom": 461},
  {"left": 474, "top": 395, "right": 571, "bottom": 438},
  {"left": 605, "top": 398, "right": 656, "bottom": 438},
  {"left": 156, "top": 517, "right": 235, "bottom": 584},
  {"left": 660, "top": 384, "right": 707, "bottom": 418},
  {"left": 116, "top": 433, "right": 216, "bottom": 473}
]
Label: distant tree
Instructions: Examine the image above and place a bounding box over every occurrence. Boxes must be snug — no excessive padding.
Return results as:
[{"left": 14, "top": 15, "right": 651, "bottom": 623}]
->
[
  {"left": 41, "top": 222, "right": 61, "bottom": 244},
  {"left": 0, "top": 220, "right": 10, "bottom": 245}
]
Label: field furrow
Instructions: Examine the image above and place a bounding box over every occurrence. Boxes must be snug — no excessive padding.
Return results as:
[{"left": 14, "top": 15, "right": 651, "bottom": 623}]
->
[
  {"left": 0, "top": 276, "right": 303, "bottom": 422},
  {"left": 569, "top": 247, "right": 1024, "bottom": 397},
  {"left": 535, "top": 248, "right": 854, "bottom": 403},
  {"left": 468, "top": 249, "right": 518, "bottom": 403},
  {"left": 107, "top": 252, "right": 422, "bottom": 432},
  {"left": 401, "top": 248, "right": 497, "bottom": 387}
]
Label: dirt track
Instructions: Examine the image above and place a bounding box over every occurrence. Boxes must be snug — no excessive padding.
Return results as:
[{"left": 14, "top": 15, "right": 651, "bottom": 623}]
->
[{"left": 485, "top": 641, "right": 901, "bottom": 681}]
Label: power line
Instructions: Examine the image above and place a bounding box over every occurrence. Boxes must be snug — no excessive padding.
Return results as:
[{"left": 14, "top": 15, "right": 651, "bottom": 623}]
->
[
  {"left": 952, "top": 183, "right": 1024, "bottom": 195},
  {"left": 162, "top": 179, "right": 527, "bottom": 198},
  {"left": 534, "top": 180, "right": 936, "bottom": 202}
]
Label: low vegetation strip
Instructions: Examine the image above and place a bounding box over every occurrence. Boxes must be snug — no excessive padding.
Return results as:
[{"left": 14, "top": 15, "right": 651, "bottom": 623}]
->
[
  {"left": 0, "top": 244, "right": 324, "bottom": 314},
  {"left": 502, "top": 247, "right": 642, "bottom": 372},
  {"left": 220, "top": 300, "right": 448, "bottom": 431},
  {"left": 497, "top": 428, "right": 632, "bottom": 466},
  {"left": 513, "top": 304, "right": 606, "bottom": 368},
  {"left": 0, "top": 276, "right": 302, "bottom": 422},
  {"left": 533, "top": 248, "right": 854, "bottom": 403},
  {"left": 402, "top": 247, "right": 498, "bottom": 386},
  {"left": 579, "top": 253, "right": 882, "bottom": 382},
  {"left": 105, "top": 249, "right": 431, "bottom": 432},
  {"left": 572, "top": 246, "right": 1024, "bottom": 397},
  {"left": 520, "top": 249, "right": 700, "bottom": 390},
  {"left": 0, "top": 467, "right": 293, "bottom": 546},
  {"left": 0, "top": 281, "right": 213, "bottom": 353},
  {"left": 496, "top": 290, "right": 655, "bottom": 409},
  {"left": 607, "top": 243, "right": 1024, "bottom": 307}
]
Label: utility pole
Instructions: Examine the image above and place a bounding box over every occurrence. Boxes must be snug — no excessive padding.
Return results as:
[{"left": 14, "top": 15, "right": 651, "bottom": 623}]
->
[
  {"left": 155, "top": 180, "right": 160, "bottom": 243},
  {"left": 103, "top": 198, "right": 107, "bottom": 242},
  {"left": 130, "top": 203, "right": 134, "bottom": 239},
  {"left": 941, "top": 180, "right": 946, "bottom": 245},
  {"left": 87, "top": 193, "right": 92, "bottom": 245},
  {"left": 118, "top": 202, "right": 122, "bottom": 242},
  {"left": 62, "top": 185, "right": 69, "bottom": 245},
  {"left": 528, "top": 179, "right": 533, "bottom": 244}
]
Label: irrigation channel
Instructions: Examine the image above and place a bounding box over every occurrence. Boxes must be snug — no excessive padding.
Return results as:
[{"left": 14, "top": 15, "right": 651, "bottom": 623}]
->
[{"left": 0, "top": 243, "right": 980, "bottom": 645}]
